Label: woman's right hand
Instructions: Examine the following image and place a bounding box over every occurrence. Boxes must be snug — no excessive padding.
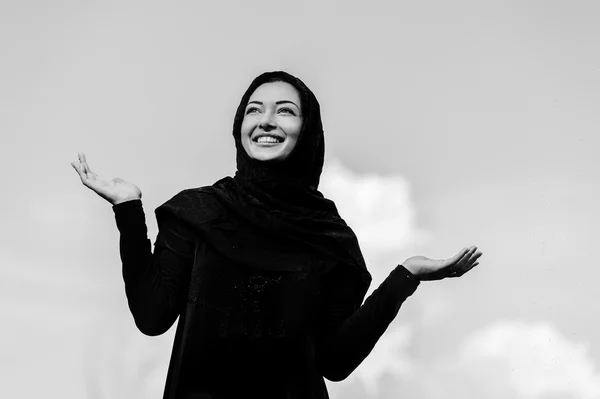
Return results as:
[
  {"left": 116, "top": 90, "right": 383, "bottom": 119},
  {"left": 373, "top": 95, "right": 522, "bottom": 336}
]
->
[{"left": 70, "top": 152, "right": 142, "bottom": 206}]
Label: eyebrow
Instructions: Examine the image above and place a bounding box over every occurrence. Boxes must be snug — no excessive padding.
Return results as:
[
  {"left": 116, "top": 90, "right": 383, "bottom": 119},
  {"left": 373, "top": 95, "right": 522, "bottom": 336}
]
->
[{"left": 247, "top": 100, "right": 300, "bottom": 108}]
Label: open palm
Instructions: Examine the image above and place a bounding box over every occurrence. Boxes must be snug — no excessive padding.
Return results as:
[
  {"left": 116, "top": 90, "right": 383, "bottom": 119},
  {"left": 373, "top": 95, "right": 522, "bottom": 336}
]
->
[
  {"left": 70, "top": 152, "right": 142, "bottom": 206},
  {"left": 403, "top": 246, "right": 482, "bottom": 281}
]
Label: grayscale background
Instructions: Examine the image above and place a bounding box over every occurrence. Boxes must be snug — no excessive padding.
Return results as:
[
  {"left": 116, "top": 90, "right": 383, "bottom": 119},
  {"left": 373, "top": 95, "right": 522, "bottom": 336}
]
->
[{"left": 1, "top": 1, "right": 599, "bottom": 398}]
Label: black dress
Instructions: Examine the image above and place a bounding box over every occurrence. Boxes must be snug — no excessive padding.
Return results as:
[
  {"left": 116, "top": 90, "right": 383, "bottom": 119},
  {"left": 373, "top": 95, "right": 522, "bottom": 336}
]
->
[{"left": 113, "top": 198, "right": 420, "bottom": 399}]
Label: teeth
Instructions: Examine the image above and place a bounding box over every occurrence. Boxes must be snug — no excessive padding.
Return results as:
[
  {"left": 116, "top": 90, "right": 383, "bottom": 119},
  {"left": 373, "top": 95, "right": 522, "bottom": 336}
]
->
[{"left": 256, "top": 136, "right": 282, "bottom": 143}]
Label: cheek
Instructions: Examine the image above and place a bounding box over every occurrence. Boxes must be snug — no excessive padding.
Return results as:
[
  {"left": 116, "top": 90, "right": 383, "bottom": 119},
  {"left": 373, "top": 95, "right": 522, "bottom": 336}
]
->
[
  {"left": 283, "top": 119, "right": 302, "bottom": 137},
  {"left": 285, "top": 128, "right": 301, "bottom": 151},
  {"left": 240, "top": 119, "right": 255, "bottom": 137},
  {"left": 291, "top": 125, "right": 302, "bottom": 142}
]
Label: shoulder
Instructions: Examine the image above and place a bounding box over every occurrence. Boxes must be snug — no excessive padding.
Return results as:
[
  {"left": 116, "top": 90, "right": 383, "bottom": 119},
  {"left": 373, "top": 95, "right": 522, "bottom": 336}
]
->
[
  {"left": 159, "top": 187, "right": 214, "bottom": 209},
  {"left": 169, "top": 176, "right": 234, "bottom": 202},
  {"left": 170, "top": 186, "right": 217, "bottom": 202},
  {"left": 154, "top": 183, "right": 230, "bottom": 228}
]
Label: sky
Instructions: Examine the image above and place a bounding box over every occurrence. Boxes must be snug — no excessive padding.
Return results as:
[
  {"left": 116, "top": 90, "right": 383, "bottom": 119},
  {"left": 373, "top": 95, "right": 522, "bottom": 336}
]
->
[{"left": 1, "top": 0, "right": 599, "bottom": 398}]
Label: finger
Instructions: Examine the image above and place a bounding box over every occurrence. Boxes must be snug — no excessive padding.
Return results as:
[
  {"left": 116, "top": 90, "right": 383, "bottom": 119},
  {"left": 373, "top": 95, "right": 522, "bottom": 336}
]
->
[
  {"left": 70, "top": 162, "right": 82, "bottom": 177},
  {"left": 462, "top": 261, "right": 480, "bottom": 276},
  {"left": 440, "top": 247, "right": 469, "bottom": 267},
  {"left": 442, "top": 247, "right": 475, "bottom": 269},
  {"left": 457, "top": 247, "right": 471, "bottom": 260},
  {"left": 77, "top": 153, "right": 86, "bottom": 175},
  {"left": 72, "top": 161, "right": 91, "bottom": 187},
  {"left": 470, "top": 251, "right": 483, "bottom": 264},
  {"left": 73, "top": 159, "right": 84, "bottom": 176},
  {"left": 460, "top": 260, "right": 481, "bottom": 276},
  {"left": 447, "top": 248, "right": 471, "bottom": 275},
  {"left": 79, "top": 159, "right": 88, "bottom": 178},
  {"left": 457, "top": 246, "right": 478, "bottom": 266},
  {"left": 80, "top": 153, "right": 92, "bottom": 174},
  {"left": 464, "top": 251, "right": 482, "bottom": 269},
  {"left": 76, "top": 154, "right": 84, "bottom": 174},
  {"left": 451, "top": 248, "right": 479, "bottom": 275}
]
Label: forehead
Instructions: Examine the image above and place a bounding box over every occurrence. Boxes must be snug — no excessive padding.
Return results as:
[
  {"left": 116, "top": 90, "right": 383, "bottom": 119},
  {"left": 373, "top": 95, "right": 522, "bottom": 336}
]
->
[{"left": 248, "top": 81, "right": 301, "bottom": 104}]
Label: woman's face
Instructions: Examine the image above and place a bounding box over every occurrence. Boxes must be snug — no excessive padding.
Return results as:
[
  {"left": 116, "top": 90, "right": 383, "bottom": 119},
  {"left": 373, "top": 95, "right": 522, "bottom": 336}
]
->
[{"left": 241, "top": 81, "right": 303, "bottom": 162}]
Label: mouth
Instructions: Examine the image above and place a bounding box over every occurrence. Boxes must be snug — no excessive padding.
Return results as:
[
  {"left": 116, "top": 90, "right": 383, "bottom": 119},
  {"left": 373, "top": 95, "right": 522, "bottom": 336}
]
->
[{"left": 252, "top": 134, "right": 285, "bottom": 145}]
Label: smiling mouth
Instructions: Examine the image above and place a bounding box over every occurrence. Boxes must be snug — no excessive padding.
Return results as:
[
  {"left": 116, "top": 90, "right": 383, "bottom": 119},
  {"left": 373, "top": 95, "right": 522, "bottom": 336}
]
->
[{"left": 253, "top": 135, "right": 284, "bottom": 144}]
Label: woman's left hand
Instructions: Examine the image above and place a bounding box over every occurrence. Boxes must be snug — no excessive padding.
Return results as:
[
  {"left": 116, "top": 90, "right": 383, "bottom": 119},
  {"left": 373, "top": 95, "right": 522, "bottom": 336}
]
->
[{"left": 402, "top": 246, "right": 482, "bottom": 281}]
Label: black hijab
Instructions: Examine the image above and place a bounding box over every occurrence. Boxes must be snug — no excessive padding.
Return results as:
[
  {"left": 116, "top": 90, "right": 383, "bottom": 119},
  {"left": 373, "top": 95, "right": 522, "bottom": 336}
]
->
[{"left": 155, "top": 71, "right": 371, "bottom": 307}]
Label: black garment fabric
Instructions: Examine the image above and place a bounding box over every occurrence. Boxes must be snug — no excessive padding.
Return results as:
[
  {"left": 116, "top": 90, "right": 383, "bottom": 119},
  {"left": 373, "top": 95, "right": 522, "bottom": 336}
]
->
[{"left": 114, "top": 199, "right": 420, "bottom": 398}]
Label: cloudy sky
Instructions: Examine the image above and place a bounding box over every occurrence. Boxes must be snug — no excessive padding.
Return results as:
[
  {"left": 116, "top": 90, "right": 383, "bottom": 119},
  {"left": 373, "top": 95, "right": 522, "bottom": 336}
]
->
[{"left": 1, "top": 0, "right": 599, "bottom": 398}]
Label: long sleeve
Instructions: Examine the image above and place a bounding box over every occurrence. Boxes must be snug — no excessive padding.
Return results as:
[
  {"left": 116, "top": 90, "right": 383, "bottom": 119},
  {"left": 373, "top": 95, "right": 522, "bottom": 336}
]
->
[
  {"left": 113, "top": 199, "right": 195, "bottom": 336},
  {"left": 316, "top": 264, "right": 420, "bottom": 382}
]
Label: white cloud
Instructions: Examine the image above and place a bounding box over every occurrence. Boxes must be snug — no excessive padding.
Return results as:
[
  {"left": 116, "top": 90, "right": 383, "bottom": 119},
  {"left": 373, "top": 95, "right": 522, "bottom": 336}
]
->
[
  {"left": 458, "top": 321, "right": 600, "bottom": 399},
  {"left": 355, "top": 325, "right": 414, "bottom": 396},
  {"left": 319, "top": 158, "right": 429, "bottom": 257},
  {"left": 325, "top": 325, "right": 414, "bottom": 398},
  {"left": 327, "top": 320, "right": 600, "bottom": 399}
]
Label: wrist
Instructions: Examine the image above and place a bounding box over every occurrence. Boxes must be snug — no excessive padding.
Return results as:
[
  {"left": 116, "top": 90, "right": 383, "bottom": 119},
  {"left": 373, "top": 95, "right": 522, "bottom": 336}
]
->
[
  {"left": 401, "top": 263, "right": 418, "bottom": 278},
  {"left": 112, "top": 198, "right": 142, "bottom": 214},
  {"left": 113, "top": 197, "right": 141, "bottom": 206},
  {"left": 397, "top": 264, "right": 421, "bottom": 290}
]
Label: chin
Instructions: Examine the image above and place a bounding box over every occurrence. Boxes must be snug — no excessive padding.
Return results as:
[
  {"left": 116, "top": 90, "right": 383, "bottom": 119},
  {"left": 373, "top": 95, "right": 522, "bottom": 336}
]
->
[
  {"left": 252, "top": 152, "right": 288, "bottom": 162},
  {"left": 250, "top": 144, "right": 291, "bottom": 162}
]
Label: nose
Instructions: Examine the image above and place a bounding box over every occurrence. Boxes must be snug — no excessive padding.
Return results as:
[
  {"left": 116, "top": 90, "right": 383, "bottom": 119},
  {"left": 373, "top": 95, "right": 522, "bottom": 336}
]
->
[{"left": 258, "top": 110, "right": 276, "bottom": 131}]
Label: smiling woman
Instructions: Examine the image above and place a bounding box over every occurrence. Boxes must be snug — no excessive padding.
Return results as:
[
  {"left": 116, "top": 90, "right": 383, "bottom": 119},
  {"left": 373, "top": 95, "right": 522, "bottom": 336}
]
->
[
  {"left": 71, "top": 70, "right": 482, "bottom": 399},
  {"left": 241, "top": 81, "right": 303, "bottom": 162}
]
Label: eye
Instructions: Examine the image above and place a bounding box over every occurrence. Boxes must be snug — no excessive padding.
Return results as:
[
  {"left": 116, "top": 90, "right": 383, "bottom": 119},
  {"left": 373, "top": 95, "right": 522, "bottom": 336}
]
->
[
  {"left": 278, "top": 107, "right": 295, "bottom": 115},
  {"left": 245, "top": 106, "right": 261, "bottom": 115}
]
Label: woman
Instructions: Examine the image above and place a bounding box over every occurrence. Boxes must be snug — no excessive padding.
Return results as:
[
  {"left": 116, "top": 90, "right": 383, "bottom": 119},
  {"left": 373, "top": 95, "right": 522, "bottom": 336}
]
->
[{"left": 71, "top": 71, "right": 482, "bottom": 399}]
